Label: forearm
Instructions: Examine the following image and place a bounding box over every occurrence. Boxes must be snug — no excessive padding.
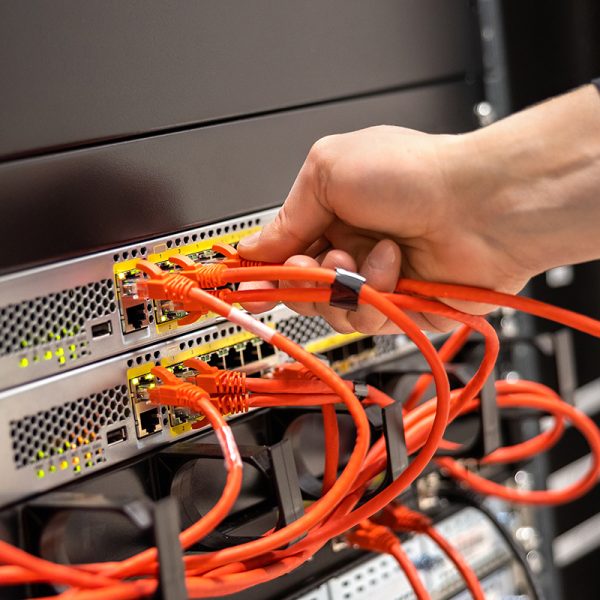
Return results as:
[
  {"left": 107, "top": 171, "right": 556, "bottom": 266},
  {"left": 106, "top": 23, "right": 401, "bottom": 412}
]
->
[{"left": 460, "top": 84, "right": 600, "bottom": 275}]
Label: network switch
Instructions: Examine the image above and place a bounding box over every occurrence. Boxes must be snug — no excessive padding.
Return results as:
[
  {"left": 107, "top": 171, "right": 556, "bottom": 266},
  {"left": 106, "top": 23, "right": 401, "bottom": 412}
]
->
[
  {"left": 0, "top": 303, "right": 411, "bottom": 507},
  {"left": 297, "top": 507, "right": 524, "bottom": 600},
  {"left": 0, "top": 208, "right": 277, "bottom": 391}
]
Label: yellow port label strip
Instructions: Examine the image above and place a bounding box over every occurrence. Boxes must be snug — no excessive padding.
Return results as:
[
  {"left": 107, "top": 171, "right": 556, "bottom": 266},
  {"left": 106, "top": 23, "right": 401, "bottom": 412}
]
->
[
  {"left": 126, "top": 327, "right": 271, "bottom": 382},
  {"left": 305, "top": 331, "right": 364, "bottom": 355},
  {"left": 113, "top": 226, "right": 262, "bottom": 275}
]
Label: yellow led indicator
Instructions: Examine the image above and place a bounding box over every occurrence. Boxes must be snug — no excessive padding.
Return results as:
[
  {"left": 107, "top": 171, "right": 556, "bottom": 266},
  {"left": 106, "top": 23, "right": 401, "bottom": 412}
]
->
[
  {"left": 84, "top": 452, "right": 92, "bottom": 460},
  {"left": 160, "top": 316, "right": 168, "bottom": 322},
  {"left": 19, "top": 357, "right": 29, "bottom": 368},
  {"left": 58, "top": 356, "right": 66, "bottom": 365},
  {"left": 131, "top": 377, "right": 140, "bottom": 386},
  {"left": 69, "top": 344, "right": 76, "bottom": 351},
  {"left": 44, "top": 351, "right": 53, "bottom": 360},
  {"left": 36, "top": 469, "right": 45, "bottom": 479},
  {"left": 55, "top": 348, "right": 64, "bottom": 357},
  {"left": 118, "top": 272, "right": 126, "bottom": 279},
  {"left": 59, "top": 460, "right": 68, "bottom": 470}
]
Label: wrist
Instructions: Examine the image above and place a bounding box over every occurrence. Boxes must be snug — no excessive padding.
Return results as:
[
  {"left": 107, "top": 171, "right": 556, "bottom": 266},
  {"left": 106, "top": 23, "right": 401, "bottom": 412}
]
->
[{"left": 455, "top": 85, "right": 600, "bottom": 276}]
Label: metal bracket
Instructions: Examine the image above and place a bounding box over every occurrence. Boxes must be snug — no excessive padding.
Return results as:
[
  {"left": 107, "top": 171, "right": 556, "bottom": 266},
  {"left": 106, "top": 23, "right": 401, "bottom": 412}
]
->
[
  {"left": 25, "top": 492, "right": 186, "bottom": 600},
  {"left": 161, "top": 438, "right": 304, "bottom": 550}
]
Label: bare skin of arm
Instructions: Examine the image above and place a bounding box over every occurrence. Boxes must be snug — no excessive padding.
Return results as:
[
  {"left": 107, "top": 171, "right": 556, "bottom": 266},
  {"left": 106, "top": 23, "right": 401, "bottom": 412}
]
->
[{"left": 237, "top": 85, "right": 600, "bottom": 333}]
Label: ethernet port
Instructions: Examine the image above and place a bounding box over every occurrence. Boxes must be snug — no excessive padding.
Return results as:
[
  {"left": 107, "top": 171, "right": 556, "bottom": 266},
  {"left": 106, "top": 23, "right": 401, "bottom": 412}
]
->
[
  {"left": 126, "top": 303, "right": 148, "bottom": 331},
  {"left": 260, "top": 343, "right": 276, "bottom": 359},
  {"left": 243, "top": 342, "right": 260, "bottom": 365},
  {"left": 228, "top": 345, "right": 245, "bottom": 369},
  {"left": 116, "top": 269, "right": 150, "bottom": 334},
  {"left": 136, "top": 407, "right": 162, "bottom": 438},
  {"left": 326, "top": 345, "right": 346, "bottom": 364}
]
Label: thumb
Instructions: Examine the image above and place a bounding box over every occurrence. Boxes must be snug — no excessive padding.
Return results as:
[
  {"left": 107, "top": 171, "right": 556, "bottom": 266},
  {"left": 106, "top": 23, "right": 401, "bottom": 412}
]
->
[{"left": 238, "top": 145, "right": 336, "bottom": 262}]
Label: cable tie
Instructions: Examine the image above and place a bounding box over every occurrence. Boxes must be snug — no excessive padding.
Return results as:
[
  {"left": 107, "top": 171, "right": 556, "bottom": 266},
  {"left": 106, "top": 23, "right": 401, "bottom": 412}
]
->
[
  {"left": 353, "top": 381, "right": 369, "bottom": 401},
  {"left": 330, "top": 268, "right": 366, "bottom": 311}
]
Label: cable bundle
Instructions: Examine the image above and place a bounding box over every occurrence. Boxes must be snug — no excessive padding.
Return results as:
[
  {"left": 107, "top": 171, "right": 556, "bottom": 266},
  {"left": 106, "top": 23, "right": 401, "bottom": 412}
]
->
[{"left": 1, "top": 243, "right": 599, "bottom": 599}]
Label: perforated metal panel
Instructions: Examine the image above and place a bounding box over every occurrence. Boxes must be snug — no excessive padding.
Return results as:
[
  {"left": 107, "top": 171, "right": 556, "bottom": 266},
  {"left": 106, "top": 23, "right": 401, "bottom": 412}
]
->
[
  {"left": 328, "top": 548, "right": 417, "bottom": 600},
  {"left": 0, "top": 279, "right": 114, "bottom": 357},
  {"left": 110, "top": 216, "right": 263, "bottom": 264},
  {"left": 10, "top": 384, "right": 130, "bottom": 469},
  {"left": 278, "top": 315, "right": 333, "bottom": 345}
]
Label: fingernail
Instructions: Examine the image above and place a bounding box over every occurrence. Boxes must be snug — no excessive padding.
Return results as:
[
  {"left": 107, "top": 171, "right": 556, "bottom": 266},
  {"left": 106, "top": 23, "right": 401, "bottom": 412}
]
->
[
  {"left": 367, "top": 240, "right": 398, "bottom": 270},
  {"left": 238, "top": 232, "right": 260, "bottom": 248}
]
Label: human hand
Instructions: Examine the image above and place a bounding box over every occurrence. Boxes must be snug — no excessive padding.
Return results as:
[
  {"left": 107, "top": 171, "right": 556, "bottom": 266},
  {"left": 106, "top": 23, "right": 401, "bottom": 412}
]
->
[
  {"left": 236, "top": 125, "right": 531, "bottom": 333},
  {"left": 238, "top": 85, "right": 600, "bottom": 333}
]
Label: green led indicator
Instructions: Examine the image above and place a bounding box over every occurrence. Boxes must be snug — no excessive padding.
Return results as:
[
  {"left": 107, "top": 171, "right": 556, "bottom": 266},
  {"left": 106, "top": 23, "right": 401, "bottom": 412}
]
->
[
  {"left": 36, "top": 450, "right": 45, "bottom": 460},
  {"left": 86, "top": 461, "right": 93, "bottom": 468},
  {"left": 20, "top": 340, "right": 28, "bottom": 348},
  {"left": 19, "top": 357, "right": 29, "bottom": 368},
  {"left": 44, "top": 350, "right": 53, "bottom": 360},
  {"left": 36, "top": 469, "right": 45, "bottom": 479},
  {"left": 73, "top": 465, "right": 82, "bottom": 474}
]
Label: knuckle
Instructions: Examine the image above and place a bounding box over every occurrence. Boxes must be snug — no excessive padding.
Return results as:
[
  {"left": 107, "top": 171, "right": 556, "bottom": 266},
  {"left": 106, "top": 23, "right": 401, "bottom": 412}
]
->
[
  {"left": 347, "top": 310, "right": 383, "bottom": 335},
  {"left": 306, "top": 136, "right": 338, "bottom": 199},
  {"left": 324, "top": 314, "right": 355, "bottom": 335},
  {"left": 308, "top": 135, "right": 337, "bottom": 163}
]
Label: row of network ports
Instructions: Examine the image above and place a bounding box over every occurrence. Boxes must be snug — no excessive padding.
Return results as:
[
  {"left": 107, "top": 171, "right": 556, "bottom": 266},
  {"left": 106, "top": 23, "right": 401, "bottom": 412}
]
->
[
  {"left": 129, "top": 336, "right": 278, "bottom": 439},
  {"left": 129, "top": 333, "right": 395, "bottom": 440},
  {"left": 115, "top": 246, "right": 241, "bottom": 336}
]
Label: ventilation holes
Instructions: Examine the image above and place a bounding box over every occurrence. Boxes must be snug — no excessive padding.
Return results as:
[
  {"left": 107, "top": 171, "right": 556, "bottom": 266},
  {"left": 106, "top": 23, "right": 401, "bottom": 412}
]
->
[
  {"left": 10, "top": 385, "right": 130, "bottom": 468},
  {"left": 111, "top": 214, "right": 265, "bottom": 262},
  {"left": 0, "top": 279, "right": 115, "bottom": 357},
  {"left": 373, "top": 335, "right": 398, "bottom": 355},
  {"left": 277, "top": 315, "right": 333, "bottom": 345}
]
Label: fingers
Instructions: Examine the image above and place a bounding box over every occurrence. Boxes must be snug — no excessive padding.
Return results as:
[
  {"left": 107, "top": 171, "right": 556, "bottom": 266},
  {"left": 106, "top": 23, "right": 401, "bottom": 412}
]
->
[
  {"left": 237, "top": 280, "right": 279, "bottom": 314},
  {"left": 238, "top": 137, "right": 338, "bottom": 262},
  {"left": 311, "top": 250, "right": 358, "bottom": 334},
  {"left": 347, "top": 239, "right": 401, "bottom": 334},
  {"left": 279, "top": 255, "right": 322, "bottom": 317}
]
